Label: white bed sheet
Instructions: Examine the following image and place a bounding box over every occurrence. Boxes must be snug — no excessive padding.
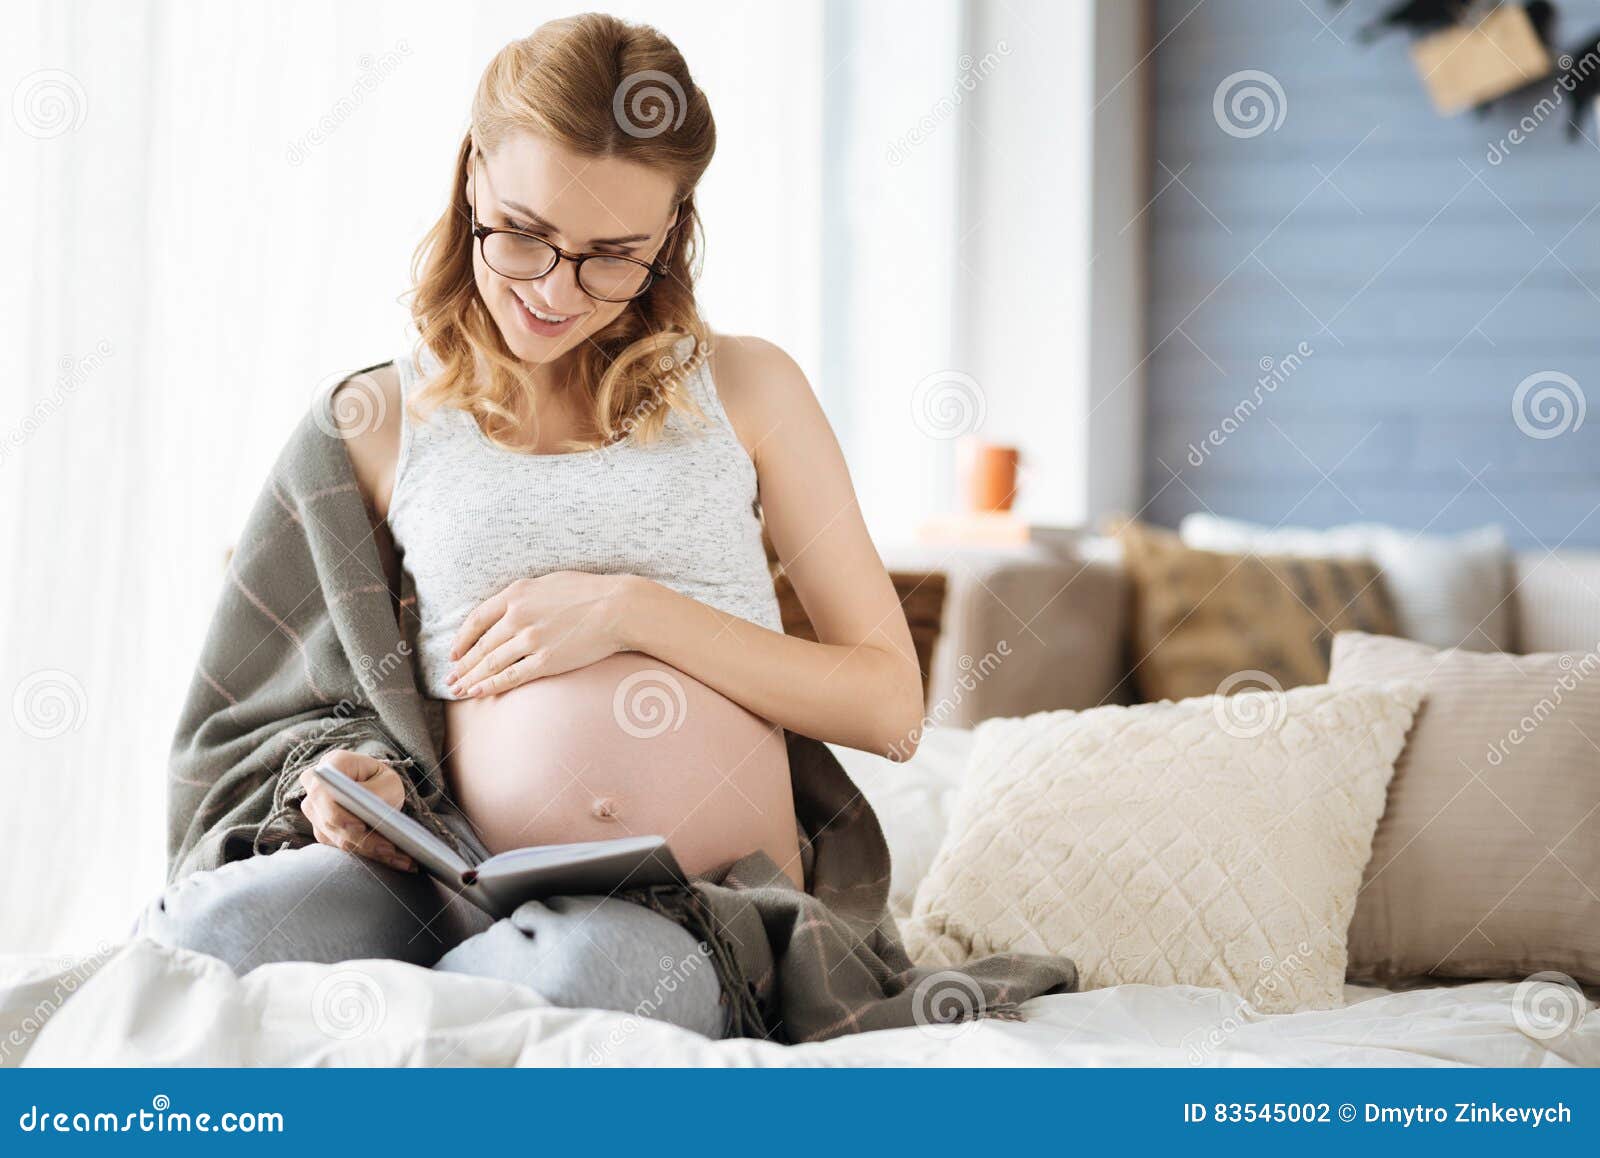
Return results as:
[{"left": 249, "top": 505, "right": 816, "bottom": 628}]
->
[{"left": 2, "top": 941, "right": 1595, "bottom": 1067}]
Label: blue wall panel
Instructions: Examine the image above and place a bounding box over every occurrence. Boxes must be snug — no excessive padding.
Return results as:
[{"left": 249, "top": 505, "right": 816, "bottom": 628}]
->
[{"left": 1143, "top": 0, "right": 1600, "bottom": 548}]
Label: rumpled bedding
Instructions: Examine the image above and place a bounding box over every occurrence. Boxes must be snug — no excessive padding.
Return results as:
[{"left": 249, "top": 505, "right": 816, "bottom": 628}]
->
[{"left": 2, "top": 941, "right": 1595, "bottom": 1066}]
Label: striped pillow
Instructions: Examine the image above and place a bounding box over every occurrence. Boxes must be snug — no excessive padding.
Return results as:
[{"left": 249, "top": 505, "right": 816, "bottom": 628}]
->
[
  {"left": 1331, "top": 631, "right": 1600, "bottom": 984},
  {"left": 1178, "top": 515, "right": 1512, "bottom": 652},
  {"left": 1114, "top": 520, "right": 1398, "bottom": 703}
]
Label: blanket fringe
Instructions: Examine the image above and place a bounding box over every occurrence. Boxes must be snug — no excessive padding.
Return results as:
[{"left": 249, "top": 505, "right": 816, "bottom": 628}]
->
[{"left": 980, "top": 1002, "right": 1027, "bottom": 1023}]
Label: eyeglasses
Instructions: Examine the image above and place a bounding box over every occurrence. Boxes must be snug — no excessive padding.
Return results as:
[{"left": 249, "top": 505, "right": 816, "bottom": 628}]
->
[{"left": 469, "top": 154, "right": 671, "bottom": 303}]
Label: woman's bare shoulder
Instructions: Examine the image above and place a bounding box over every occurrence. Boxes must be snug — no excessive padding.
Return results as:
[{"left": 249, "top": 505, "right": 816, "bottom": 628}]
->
[
  {"left": 708, "top": 334, "right": 807, "bottom": 396},
  {"left": 331, "top": 362, "right": 404, "bottom": 519},
  {"left": 707, "top": 335, "right": 821, "bottom": 457}
]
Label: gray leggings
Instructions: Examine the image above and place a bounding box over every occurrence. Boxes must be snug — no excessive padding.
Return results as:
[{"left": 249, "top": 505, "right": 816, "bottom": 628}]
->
[{"left": 134, "top": 844, "right": 727, "bottom": 1038}]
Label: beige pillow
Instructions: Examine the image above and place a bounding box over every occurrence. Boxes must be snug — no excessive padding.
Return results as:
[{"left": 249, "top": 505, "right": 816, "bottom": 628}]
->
[
  {"left": 1331, "top": 632, "right": 1600, "bottom": 984},
  {"left": 901, "top": 681, "right": 1421, "bottom": 1012},
  {"left": 1112, "top": 520, "right": 1399, "bottom": 703}
]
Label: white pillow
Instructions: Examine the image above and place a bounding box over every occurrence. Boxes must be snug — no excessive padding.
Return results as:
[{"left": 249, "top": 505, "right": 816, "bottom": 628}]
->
[
  {"left": 1177, "top": 514, "right": 1510, "bottom": 652},
  {"left": 901, "top": 682, "right": 1422, "bottom": 1013},
  {"left": 828, "top": 728, "right": 976, "bottom": 918}
]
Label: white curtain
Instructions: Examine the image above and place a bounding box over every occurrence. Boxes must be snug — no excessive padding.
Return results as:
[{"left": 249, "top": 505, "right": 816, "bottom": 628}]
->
[{"left": 0, "top": 0, "right": 968, "bottom": 953}]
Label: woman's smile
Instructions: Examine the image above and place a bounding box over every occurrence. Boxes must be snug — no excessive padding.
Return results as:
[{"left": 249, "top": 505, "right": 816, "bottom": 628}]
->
[{"left": 510, "top": 290, "right": 585, "bottom": 337}]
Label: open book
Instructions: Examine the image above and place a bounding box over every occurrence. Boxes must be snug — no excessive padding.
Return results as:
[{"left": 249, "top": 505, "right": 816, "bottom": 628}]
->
[{"left": 309, "top": 762, "right": 686, "bottom": 918}]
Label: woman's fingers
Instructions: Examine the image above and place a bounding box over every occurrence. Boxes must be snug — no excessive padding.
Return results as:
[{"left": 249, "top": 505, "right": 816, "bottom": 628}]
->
[
  {"left": 298, "top": 751, "right": 417, "bottom": 871},
  {"left": 307, "top": 795, "right": 363, "bottom": 843},
  {"left": 359, "top": 834, "right": 415, "bottom": 873},
  {"left": 317, "top": 747, "right": 389, "bottom": 781},
  {"left": 446, "top": 614, "right": 517, "bottom": 690},
  {"left": 450, "top": 588, "right": 511, "bottom": 661},
  {"left": 453, "top": 632, "right": 535, "bottom": 696},
  {"left": 311, "top": 818, "right": 414, "bottom": 872},
  {"left": 464, "top": 654, "right": 543, "bottom": 698},
  {"left": 300, "top": 773, "right": 414, "bottom": 871},
  {"left": 364, "top": 765, "right": 410, "bottom": 810}
]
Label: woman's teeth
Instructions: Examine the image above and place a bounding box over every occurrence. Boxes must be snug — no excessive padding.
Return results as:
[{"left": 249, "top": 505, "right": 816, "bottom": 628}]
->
[{"left": 519, "top": 298, "right": 571, "bottom": 324}]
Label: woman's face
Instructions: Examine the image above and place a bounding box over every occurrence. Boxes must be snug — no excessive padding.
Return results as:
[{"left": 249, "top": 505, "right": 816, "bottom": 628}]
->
[{"left": 466, "top": 132, "right": 679, "bottom": 366}]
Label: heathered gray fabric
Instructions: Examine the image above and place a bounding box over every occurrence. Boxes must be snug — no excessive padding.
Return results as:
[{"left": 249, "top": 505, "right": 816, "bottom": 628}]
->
[{"left": 388, "top": 344, "right": 782, "bottom": 699}]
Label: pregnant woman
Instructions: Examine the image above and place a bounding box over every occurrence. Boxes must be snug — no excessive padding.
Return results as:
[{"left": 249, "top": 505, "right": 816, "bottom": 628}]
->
[{"left": 140, "top": 14, "right": 926, "bottom": 1037}]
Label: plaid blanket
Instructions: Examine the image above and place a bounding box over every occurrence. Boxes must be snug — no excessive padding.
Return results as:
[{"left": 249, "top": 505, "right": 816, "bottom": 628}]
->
[{"left": 168, "top": 386, "right": 1076, "bottom": 1043}]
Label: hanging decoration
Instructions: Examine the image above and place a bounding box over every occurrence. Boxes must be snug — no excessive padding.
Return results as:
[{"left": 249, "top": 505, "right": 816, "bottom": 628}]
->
[
  {"left": 1333, "top": 0, "right": 1600, "bottom": 139},
  {"left": 1410, "top": 3, "right": 1552, "bottom": 113}
]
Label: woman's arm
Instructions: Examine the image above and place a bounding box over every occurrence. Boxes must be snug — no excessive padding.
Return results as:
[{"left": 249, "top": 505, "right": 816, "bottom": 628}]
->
[{"left": 612, "top": 336, "right": 925, "bottom": 758}]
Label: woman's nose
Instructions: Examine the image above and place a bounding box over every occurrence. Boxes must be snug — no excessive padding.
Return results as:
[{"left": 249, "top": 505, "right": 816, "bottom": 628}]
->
[{"left": 532, "top": 258, "right": 589, "bottom": 312}]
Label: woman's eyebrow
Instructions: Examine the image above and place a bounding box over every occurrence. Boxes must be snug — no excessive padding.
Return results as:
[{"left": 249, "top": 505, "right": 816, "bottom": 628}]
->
[{"left": 499, "top": 199, "right": 652, "bottom": 246}]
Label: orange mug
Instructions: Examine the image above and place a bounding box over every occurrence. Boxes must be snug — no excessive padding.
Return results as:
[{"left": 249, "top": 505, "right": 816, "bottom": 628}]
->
[{"left": 960, "top": 441, "right": 1021, "bottom": 513}]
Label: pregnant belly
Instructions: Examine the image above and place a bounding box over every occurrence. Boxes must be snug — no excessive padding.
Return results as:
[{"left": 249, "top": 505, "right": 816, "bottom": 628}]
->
[{"left": 443, "top": 653, "right": 802, "bottom": 888}]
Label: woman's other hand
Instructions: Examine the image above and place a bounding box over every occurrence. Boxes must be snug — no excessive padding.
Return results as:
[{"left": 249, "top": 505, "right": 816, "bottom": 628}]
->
[
  {"left": 297, "top": 749, "right": 416, "bottom": 872},
  {"left": 446, "top": 571, "right": 635, "bottom": 697}
]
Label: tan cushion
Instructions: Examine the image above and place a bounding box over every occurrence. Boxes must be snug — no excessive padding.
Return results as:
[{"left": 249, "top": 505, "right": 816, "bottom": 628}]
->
[
  {"left": 1330, "top": 632, "right": 1600, "bottom": 984},
  {"left": 881, "top": 545, "right": 1133, "bottom": 723},
  {"left": 1113, "top": 521, "right": 1399, "bottom": 702},
  {"left": 901, "top": 681, "right": 1422, "bottom": 1012}
]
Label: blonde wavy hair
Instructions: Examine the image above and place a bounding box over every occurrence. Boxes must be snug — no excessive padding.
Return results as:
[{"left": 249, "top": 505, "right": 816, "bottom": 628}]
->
[{"left": 407, "top": 13, "right": 715, "bottom": 449}]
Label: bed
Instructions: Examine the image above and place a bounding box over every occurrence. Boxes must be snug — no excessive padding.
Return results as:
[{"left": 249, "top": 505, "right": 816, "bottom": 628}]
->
[{"left": 2, "top": 729, "right": 1596, "bottom": 1067}]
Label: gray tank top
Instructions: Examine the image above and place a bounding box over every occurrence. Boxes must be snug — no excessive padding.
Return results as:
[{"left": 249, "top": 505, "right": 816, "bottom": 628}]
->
[{"left": 388, "top": 342, "right": 782, "bottom": 699}]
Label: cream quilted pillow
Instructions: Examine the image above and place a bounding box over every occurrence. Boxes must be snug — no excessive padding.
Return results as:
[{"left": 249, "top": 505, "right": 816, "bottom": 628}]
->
[{"left": 901, "top": 681, "right": 1421, "bottom": 1013}]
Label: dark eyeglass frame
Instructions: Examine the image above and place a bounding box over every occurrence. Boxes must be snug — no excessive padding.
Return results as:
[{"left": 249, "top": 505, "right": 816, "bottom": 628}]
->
[{"left": 469, "top": 152, "right": 673, "bottom": 304}]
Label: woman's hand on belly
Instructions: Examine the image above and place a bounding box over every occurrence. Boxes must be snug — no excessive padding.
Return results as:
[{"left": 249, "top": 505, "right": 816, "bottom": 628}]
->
[
  {"left": 445, "top": 570, "right": 630, "bottom": 698},
  {"left": 443, "top": 653, "right": 804, "bottom": 889}
]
